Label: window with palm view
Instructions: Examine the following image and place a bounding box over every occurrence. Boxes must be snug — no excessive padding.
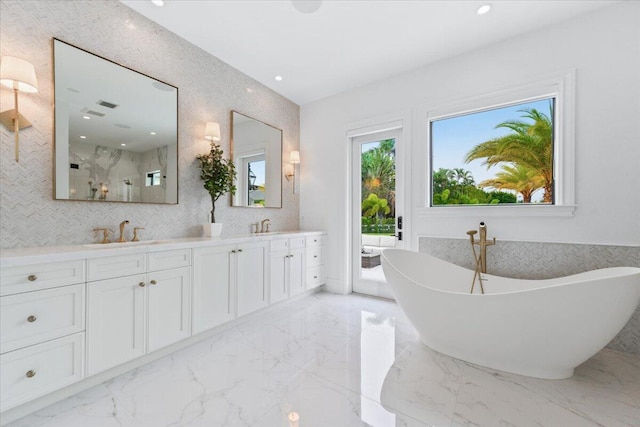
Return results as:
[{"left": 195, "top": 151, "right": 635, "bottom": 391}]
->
[{"left": 430, "top": 97, "right": 555, "bottom": 206}]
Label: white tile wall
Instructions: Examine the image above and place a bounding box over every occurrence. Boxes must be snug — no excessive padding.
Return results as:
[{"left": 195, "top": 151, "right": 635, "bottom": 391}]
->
[{"left": 0, "top": 0, "right": 300, "bottom": 249}]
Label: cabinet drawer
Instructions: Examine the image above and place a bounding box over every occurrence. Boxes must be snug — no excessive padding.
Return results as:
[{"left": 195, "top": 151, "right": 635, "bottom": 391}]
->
[
  {"left": 1, "top": 333, "right": 84, "bottom": 412},
  {"left": 305, "top": 235, "right": 325, "bottom": 247},
  {"left": 0, "top": 260, "right": 85, "bottom": 297},
  {"left": 87, "top": 254, "right": 146, "bottom": 281},
  {"left": 306, "top": 266, "right": 324, "bottom": 288},
  {"left": 271, "top": 239, "right": 289, "bottom": 252},
  {"left": 1, "top": 284, "right": 85, "bottom": 354},
  {"left": 148, "top": 249, "right": 191, "bottom": 272},
  {"left": 289, "top": 237, "right": 306, "bottom": 249},
  {"left": 306, "top": 245, "right": 323, "bottom": 267}
]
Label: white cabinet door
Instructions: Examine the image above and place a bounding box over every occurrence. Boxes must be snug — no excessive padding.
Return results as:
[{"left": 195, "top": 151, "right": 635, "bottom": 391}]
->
[
  {"left": 86, "top": 274, "right": 146, "bottom": 375},
  {"left": 289, "top": 247, "right": 305, "bottom": 296},
  {"left": 236, "top": 241, "right": 268, "bottom": 317},
  {"left": 147, "top": 267, "right": 191, "bottom": 352},
  {"left": 270, "top": 250, "right": 288, "bottom": 304},
  {"left": 192, "top": 245, "right": 235, "bottom": 334}
]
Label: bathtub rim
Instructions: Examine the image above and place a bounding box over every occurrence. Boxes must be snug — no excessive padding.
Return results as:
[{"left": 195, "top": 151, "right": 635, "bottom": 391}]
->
[{"left": 381, "top": 249, "right": 640, "bottom": 296}]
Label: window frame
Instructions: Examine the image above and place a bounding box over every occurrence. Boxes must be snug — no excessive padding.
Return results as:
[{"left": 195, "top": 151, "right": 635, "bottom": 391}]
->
[{"left": 418, "top": 70, "right": 576, "bottom": 217}]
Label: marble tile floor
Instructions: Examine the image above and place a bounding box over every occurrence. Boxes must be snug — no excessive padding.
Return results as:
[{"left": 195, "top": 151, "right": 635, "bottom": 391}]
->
[{"left": 6, "top": 292, "right": 640, "bottom": 427}]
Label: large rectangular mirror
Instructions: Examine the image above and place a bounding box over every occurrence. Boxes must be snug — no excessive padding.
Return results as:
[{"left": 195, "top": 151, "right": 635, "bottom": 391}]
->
[
  {"left": 231, "top": 111, "right": 282, "bottom": 208},
  {"left": 53, "top": 39, "right": 178, "bottom": 204}
]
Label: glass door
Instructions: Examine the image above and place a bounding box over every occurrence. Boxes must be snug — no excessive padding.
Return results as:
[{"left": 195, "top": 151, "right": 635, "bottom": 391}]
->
[{"left": 351, "top": 129, "right": 403, "bottom": 299}]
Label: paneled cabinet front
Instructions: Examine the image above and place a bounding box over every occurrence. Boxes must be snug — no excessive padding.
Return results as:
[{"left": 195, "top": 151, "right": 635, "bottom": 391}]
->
[
  {"left": 86, "top": 251, "right": 191, "bottom": 376},
  {"left": 192, "top": 245, "right": 236, "bottom": 334},
  {"left": 270, "top": 238, "right": 305, "bottom": 302},
  {"left": 192, "top": 241, "right": 268, "bottom": 333},
  {"left": 236, "top": 242, "right": 268, "bottom": 317},
  {"left": 86, "top": 274, "right": 146, "bottom": 375}
]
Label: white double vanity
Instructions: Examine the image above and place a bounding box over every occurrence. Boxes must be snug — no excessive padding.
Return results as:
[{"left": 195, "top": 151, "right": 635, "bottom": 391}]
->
[{"left": 0, "top": 231, "right": 326, "bottom": 418}]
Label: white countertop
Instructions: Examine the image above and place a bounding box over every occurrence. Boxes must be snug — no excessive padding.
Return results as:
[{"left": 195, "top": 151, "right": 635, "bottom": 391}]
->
[{"left": 0, "top": 231, "right": 325, "bottom": 267}]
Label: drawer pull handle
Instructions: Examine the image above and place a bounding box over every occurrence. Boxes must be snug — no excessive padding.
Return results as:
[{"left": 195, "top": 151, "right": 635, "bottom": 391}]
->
[
  {"left": 231, "top": 250, "right": 236, "bottom": 254},
  {"left": 26, "top": 370, "right": 36, "bottom": 378},
  {"left": 150, "top": 280, "right": 157, "bottom": 285},
  {"left": 27, "top": 315, "right": 37, "bottom": 323},
  {"left": 238, "top": 249, "right": 243, "bottom": 253},
  {"left": 314, "top": 255, "right": 318, "bottom": 258},
  {"left": 27, "top": 275, "right": 37, "bottom": 282},
  {"left": 139, "top": 282, "right": 146, "bottom": 287},
  {"left": 314, "top": 276, "right": 318, "bottom": 279}
]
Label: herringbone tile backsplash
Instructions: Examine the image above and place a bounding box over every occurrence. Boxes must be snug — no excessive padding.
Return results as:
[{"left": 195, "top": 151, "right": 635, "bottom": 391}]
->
[
  {"left": 419, "top": 237, "right": 640, "bottom": 355},
  {"left": 0, "top": 0, "right": 300, "bottom": 249}
]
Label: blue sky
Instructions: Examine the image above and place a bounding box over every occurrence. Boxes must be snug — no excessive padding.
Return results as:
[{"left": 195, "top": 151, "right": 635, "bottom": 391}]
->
[{"left": 431, "top": 98, "right": 553, "bottom": 200}]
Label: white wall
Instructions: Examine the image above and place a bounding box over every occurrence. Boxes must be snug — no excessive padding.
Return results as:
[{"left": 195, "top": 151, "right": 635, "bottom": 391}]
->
[{"left": 300, "top": 2, "right": 640, "bottom": 293}]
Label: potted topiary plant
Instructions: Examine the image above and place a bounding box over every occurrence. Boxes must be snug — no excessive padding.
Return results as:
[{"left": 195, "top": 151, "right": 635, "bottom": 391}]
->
[{"left": 196, "top": 141, "right": 236, "bottom": 236}]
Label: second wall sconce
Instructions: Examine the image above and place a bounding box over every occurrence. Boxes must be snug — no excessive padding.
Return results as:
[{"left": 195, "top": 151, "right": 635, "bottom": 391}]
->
[
  {"left": 285, "top": 150, "right": 300, "bottom": 193},
  {"left": 0, "top": 56, "right": 39, "bottom": 162},
  {"left": 204, "top": 121, "right": 221, "bottom": 142}
]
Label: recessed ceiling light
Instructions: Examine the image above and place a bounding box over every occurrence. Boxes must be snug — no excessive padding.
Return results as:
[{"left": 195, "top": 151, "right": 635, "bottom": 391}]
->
[
  {"left": 82, "top": 115, "right": 91, "bottom": 120},
  {"left": 151, "top": 0, "right": 164, "bottom": 6},
  {"left": 275, "top": 75, "right": 283, "bottom": 81},
  {"left": 150, "top": 131, "right": 156, "bottom": 135},
  {"left": 477, "top": 4, "right": 491, "bottom": 15},
  {"left": 80, "top": 135, "right": 87, "bottom": 139},
  {"left": 121, "top": 143, "right": 127, "bottom": 147}
]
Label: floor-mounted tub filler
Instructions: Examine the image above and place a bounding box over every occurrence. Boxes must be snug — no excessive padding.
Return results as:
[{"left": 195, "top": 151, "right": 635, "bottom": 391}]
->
[{"left": 381, "top": 249, "right": 640, "bottom": 379}]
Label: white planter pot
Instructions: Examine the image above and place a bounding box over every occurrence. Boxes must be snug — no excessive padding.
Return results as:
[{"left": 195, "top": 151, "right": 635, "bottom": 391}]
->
[{"left": 203, "top": 223, "right": 223, "bottom": 237}]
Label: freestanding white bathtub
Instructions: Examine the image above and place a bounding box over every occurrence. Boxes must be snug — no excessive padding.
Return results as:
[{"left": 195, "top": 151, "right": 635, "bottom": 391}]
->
[{"left": 381, "top": 249, "right": 640, "bottom": 379}]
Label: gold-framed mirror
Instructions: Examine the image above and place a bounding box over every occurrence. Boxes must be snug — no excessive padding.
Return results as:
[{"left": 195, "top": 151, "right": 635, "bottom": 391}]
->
[
  {"left": 231, "top": 111, "right": 282, "bottom": 208},
  {"left": 53, "top": 38, "right": 178, "bottom": 204}
]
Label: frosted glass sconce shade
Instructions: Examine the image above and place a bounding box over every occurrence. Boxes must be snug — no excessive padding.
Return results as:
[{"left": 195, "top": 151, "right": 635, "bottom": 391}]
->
[
  {"left": 0, "top": 56, "right": 38, "bottom": 93},
  {"left": 0, "top": 55, "right": 39, "bottom": 162},
  {"left": 289, "top": 150, "right": 300, "bottom": 164},
  {"left": 204, "top": 122, "right": 221, "bottom": 141}
]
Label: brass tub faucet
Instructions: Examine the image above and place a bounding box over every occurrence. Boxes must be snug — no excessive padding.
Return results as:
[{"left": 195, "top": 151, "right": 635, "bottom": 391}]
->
[{"left": 467, "top": 221, "right": 496, "bottom": 294}]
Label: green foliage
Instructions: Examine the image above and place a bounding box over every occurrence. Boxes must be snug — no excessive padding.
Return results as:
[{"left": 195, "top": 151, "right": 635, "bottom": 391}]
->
[
  {"left": 486, "top": 190, "right": 517, "bottom": 204},
  {"left": 465, "top": 104, "right": 554, "bottom": 203},
  {"left": 361, "top": 139, "right": 395, "bottom": 216},
  {"left": 361, "top": 193, "right": 390, "bottom": 220},
  {"left": 196, "top": 142, "right": 237, "bottom": 223},
  {"left": 431, "top": 167, "right": 519, "bottom": 205}
]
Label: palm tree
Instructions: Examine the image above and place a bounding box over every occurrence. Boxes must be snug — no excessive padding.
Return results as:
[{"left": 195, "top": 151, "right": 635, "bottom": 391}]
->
[
  {"left": 361, "top": 193, "right": 391, "bottom": 225},
  {"left": 362, "top": 140, "right": 396, "bottom": 215},
  {"left": 479, "top": 164, "right": 544, "bottom": 203},
  {"left": 465, "top": 105, "right": 553, "bottom": 203}
]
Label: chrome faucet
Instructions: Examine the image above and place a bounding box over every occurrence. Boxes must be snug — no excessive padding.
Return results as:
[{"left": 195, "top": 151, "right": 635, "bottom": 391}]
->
[
  {"left": 118, "top": 220, "right": 130, "bottom": 242},
  {"left": 259, "top": 218, "right": 270, "bottom": 233}
]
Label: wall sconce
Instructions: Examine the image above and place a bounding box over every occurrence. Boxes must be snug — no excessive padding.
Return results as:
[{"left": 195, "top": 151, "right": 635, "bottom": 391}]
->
[
  {"left": 204, "top": 121, "right": 221, "bottom": 142},
  {"left": 0, "top": 56, "right": 39, "bottom": 162},
  {"left": 285, "top": 150, "right": 300, "bottom": 193}
]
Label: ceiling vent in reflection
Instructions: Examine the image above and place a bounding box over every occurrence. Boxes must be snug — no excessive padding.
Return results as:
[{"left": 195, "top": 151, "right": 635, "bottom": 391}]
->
[
  {"left": 97, "top": 100, "right": 118, "bottom": 109},
  {"left": 114, "top": 123, "right": 131, "bottom": 129},
  {"left": 83, "top": 109, "right": 105, "bottom": 117}
]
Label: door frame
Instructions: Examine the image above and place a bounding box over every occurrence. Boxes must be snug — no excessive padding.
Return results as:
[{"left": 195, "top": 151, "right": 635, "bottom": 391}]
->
[{"left": 349, "top": 122, "right": 408, "bottom": 299}]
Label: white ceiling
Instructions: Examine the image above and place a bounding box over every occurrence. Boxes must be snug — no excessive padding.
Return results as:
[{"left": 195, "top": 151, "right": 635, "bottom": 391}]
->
[{"left": 121, "top": 0, "right": 617, "bottom": 105}]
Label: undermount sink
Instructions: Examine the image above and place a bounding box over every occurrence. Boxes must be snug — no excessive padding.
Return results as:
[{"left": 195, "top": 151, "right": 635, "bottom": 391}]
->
[{"left": 83, "top": 240, "right": 165, "bottom": 248}]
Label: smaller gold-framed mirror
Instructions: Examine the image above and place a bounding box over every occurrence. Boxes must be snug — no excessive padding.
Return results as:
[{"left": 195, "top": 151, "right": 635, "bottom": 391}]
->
[{"left": 231, "top": 111, "right": 283, "bottom": 208}]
